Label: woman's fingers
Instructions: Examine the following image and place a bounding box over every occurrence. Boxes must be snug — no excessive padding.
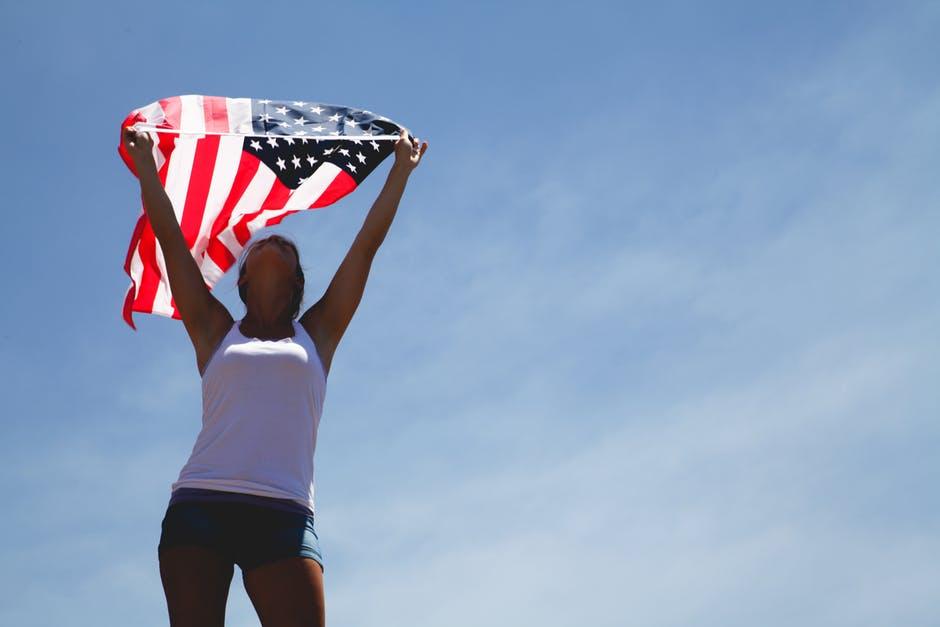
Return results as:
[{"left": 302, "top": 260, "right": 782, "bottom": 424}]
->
[
  {"left": 124, "top": 126, "right": 141, "bottom": 144},
  {"left": 392, "top": 127, "right": 427, "bottom": 169},
  {"left": 123, "top": 127, "right": 142, "bottom": 153},
  {"left": 122, "top": 126, "right": 154, "bottom": 160},
  {"left": 412, "top": 140, "right": 428, "bottom": 165}
]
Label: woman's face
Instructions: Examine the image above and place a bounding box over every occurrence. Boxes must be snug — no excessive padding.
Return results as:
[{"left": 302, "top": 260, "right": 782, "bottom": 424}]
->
[{"left": 240, "top": 239, "right": 300, "bottom": 307}]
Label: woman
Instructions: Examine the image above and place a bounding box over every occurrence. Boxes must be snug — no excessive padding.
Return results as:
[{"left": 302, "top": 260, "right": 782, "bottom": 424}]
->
[{"left": 121, "top": 124, "right": 428, "bottom": 627}]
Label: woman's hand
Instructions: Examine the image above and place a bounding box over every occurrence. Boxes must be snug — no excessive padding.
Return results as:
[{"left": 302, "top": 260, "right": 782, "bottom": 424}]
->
[
  {"left": 122, "top": 126, "right": 157, "bottom": 174},
  {"left": 393, "top": 127, "right": 428, "bottom": 173}
]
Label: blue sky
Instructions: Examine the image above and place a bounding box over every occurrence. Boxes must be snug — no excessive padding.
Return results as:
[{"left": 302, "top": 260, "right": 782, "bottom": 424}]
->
[{"left": 2, "top": 1, "right": 939, "bottom": 625}]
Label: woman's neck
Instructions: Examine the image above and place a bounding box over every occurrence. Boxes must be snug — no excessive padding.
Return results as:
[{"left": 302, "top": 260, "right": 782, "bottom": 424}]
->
[{"left": 240, "top": 311, "right": 295, "bottom": 340}]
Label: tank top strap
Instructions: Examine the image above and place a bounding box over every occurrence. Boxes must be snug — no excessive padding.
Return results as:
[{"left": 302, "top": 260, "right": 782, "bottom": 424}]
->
[{"left": 293, "top": 319, "right": 328, "bottom": 382}]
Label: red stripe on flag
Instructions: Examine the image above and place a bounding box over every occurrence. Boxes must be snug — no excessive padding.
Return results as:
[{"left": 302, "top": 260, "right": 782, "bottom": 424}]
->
[
  {"left": 179, "top": 136, "right": 220, "bottom": 248},
  {"left": 203, "top": 95, "right": 230, "bottom": 133},
  {"left": 210, "top": 152, "right": 261, "bottom": 242},
  {"left": 123, "top": 212, "right": 147, "bottom": 278},
  {"left": 256, "top": 169, "right": 358, "bottom": 232},
  {"left": 159, "top": 97, "right": 182, "bottom": 128},
  {"left": 203, "top": 150, "right": 262, "bottom": 272},
  {"left": 168, "top": 133, "right": 223, "bottom": 320},
  {"left": 127, "top": 154, "right": 174, "bottom": 327},
  {"left": 264, "top": 209, "right": 301, "bottom": 228},
  {"left": 134, "top": 221, "right": 161, "bottom": 320},
  {"left": 122, "top": 283, "right": 138, "bottom": 330},
  {"left": 206, "top": 238, "right": 236, "bottom": 274},
  {"left": 261, "top": 170, "right": 357, "bottom": 228},
  {"left": 121, "top": 211, "right": 148, "bottom": 329},
  {"left": 232, "top": 177, "right": 292, "bottom": 246},
  {"left": 155, "top": 132, "right": 177, "bottom": 181},
  {"left": 311, "top": 169, "right": 357, "bottom": 208},
  {"left": 117, "top": 111, "right": 146, "bottom": 177},
  {"left": 154, "top": 96, "right": 182, "bottom": 180}
]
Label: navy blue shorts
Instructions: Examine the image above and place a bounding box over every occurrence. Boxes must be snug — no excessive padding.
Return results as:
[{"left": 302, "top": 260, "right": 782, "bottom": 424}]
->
[{"left": 158, "top": 500, "right": 324, "bottom": 574}]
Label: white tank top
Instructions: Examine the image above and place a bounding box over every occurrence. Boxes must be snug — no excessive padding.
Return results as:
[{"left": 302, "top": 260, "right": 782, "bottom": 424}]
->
[{"left": 170, "top": 317, "right": 327, "bottom": 515}]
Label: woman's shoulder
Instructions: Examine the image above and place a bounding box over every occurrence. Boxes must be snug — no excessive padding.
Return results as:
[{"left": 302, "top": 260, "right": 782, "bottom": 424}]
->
[
  {"left": 195, "top": 305, "right": 236, "bottom": 377},
  {"left": 298, "top": 308, "right": 333, "bottom": 379}
]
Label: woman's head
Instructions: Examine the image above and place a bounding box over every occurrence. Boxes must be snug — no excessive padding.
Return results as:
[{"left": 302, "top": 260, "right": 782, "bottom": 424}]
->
[{"left": 237, "top": 234, "right": 305, "bottom": 319}]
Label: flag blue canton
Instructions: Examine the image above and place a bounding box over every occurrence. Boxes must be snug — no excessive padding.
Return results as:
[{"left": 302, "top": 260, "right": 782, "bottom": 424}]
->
[{"left": 246, "top": 99, "right": 402, "bottom": 188}]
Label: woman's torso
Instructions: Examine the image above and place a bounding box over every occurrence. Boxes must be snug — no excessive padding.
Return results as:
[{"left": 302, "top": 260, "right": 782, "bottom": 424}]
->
[{"left": 169, "top": 317, "right": 327, "bottom": 515}]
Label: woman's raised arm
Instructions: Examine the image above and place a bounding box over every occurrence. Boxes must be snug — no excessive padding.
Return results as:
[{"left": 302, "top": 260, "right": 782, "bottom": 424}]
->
[
  {"left": 299, "top": 128, "right": 428, "bottom": 371},
  {"left": 122, "top": 127, "right": 232, "bottom": 365}
]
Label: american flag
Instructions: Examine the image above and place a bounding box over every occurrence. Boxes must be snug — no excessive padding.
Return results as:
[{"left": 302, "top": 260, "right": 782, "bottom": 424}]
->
[{"left": 117, "top": 94, "right": 403, "bottom": 329}]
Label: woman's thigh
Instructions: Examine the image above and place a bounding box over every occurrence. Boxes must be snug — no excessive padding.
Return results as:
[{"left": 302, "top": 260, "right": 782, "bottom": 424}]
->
[
  {"left": 242, "top": 556, "right": 325, "bottom": 627},
  {"left": 159, "top": 544, "right": 235, "bottom": 627}
]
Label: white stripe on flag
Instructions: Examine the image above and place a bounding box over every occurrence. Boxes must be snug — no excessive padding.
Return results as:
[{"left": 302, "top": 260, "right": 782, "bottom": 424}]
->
[
  {"left": 216, "top": 166, "right": 278, "bottom": 261},
  {"left": 178, "top": 94, "right": 208, "bottom": 135},
  {"left": 200, "top": 253, "right": 228, "bottom": 286},
  {"left": 137, "top": 100, "right": 168, "bottom": 172},
  {"left": 127, "top": 231, "right": 144, "bottom": 302},
  {"left": 130, "top": 122, "right": 400, "bottom": 141},
  {"left": 150, "top": 239, "right": 174, "bottom": 315},
  {"left": 245, "top": 163, "right": 342, "bottom": 232},
  {"left": 136, "top": 100, "right": 165, "bottom": 125},
  {"left": 188, "top": 98, "right": 252, "bottom": 286},
  {"left": 226, "top": 97, "right": 253, "bottom": 134},
  {"left": 195, "top": 134, "right": 243, "bottom": 263},
  {"left": 152, "top": 96, "right": 206, "bottom": 314}
]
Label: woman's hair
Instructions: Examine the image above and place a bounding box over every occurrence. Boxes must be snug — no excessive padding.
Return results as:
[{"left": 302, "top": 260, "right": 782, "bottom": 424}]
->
[{"left": 237, "top": 233, "right": 305, "bottom": 319}]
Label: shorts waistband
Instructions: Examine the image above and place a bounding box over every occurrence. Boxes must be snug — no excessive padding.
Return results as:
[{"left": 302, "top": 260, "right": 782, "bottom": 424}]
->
[{"left": 168, "top": 487, "right": 314, "bottom": 516}]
